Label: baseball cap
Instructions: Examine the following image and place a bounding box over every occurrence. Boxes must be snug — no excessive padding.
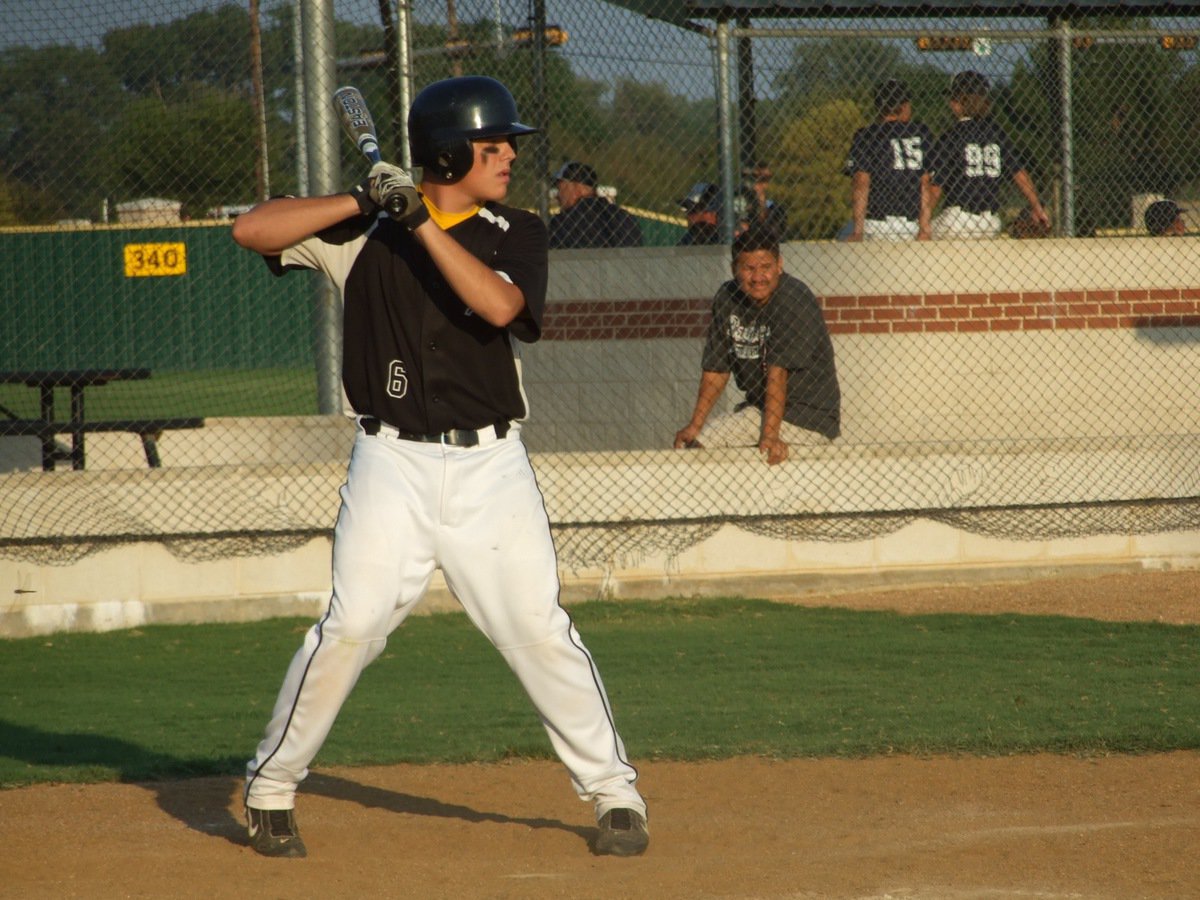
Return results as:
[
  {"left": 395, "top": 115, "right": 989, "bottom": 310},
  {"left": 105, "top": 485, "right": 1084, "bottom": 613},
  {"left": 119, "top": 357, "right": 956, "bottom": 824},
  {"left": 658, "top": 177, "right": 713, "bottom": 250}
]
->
[
  {"left": 950, "top": 70, "right": 990, "bottom": 98},
  {"left": 874, "top": 79, "right": 910, "bottom": 112},
  {"left": 678, "top": 181, "right": 719, "bottom": 212},
  {"left": 1144, "top": 199, "right": 1182, "bottom": 235},
  {"left": 553, "top": 160, "right": 598, "bottom": 187}
]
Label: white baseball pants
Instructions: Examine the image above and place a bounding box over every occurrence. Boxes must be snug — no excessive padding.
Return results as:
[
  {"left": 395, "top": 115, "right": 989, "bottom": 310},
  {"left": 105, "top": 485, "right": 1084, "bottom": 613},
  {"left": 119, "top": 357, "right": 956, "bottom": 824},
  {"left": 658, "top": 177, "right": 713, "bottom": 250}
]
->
[
  {"left": 863, "top": 216, "right": 919, "bottom": 241},
  {"left": 245, "top": 426, "right": 645, "bottom": 821},
  {"left": 700, "top": 405, "right": 831, "bottom": 448},
  {"left": 932, "top": 206, "right": 1002, "bottom": 239}
]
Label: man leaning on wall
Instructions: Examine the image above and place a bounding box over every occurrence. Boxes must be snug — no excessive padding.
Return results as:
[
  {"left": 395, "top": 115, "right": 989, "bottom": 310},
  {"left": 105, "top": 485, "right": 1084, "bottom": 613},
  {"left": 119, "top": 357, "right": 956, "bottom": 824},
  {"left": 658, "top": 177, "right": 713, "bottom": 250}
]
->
[{"left": 673, "top": 226, "right": 840, "bottom": 465}]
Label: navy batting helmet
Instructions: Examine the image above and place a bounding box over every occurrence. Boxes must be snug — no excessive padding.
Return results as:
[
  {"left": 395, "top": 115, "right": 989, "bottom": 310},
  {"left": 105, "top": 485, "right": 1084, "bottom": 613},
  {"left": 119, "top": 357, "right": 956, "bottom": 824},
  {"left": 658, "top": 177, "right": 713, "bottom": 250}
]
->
[{"left": 408, "top": 76, "right": 537, "bottom": 183}]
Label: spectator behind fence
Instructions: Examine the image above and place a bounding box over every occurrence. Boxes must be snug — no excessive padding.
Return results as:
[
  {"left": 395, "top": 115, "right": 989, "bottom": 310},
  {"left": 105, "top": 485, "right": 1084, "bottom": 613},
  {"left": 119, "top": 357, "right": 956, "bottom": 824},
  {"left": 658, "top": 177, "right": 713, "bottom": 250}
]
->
[
  {"left": 677, "top": 181, "right": 757, "bottom": 245},
  {"left": 677, "top": 181, "right": 722, "bottom": 245},
  {"left": 843, "top": 79, "right": 933, "bottom": 242},
  {"left": 1144, "top": 199, "right": 1186, "bottom": 236},
  {"left": 548, "top": 160, "right": 643, "bottom": 249},
  {"left": 673, "top": 226, "right": 840, "bottom": 465},
  {"left": 921, "top": 70, "right": 1050, "bottom": 240},
  {"left": 743, "top": 160, "right": 788, "bottom": 235}
]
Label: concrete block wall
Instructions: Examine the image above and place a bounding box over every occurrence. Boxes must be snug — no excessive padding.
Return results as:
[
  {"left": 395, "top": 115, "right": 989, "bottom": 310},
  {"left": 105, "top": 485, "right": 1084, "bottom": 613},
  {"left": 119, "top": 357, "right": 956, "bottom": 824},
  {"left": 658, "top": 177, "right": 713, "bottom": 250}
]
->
[
  {"left": 525, "top": 237, "right": 1200, "bottom": 451},
  {"left": 3, "top": 237, "right": 1199, "bottom": 636}
]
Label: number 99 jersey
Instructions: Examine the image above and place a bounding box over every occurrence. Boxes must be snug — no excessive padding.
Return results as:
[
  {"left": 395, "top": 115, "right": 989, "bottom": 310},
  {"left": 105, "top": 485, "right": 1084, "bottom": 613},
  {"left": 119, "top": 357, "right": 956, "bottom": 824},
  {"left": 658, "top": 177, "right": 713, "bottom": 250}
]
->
[{"left": 928, "top": 117, "right": 1023, "bottom": 216}]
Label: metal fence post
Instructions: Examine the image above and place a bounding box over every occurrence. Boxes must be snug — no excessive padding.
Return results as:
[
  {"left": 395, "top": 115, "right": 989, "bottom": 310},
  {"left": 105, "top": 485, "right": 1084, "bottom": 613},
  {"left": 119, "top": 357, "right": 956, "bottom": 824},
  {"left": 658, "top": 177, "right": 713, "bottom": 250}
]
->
[
  {"left": 716, "top": 15, "right": 737, "bottom": 243},
  {"left": 303, "top": 0, "right": 342, "bottom": 415},
  {"left": 1055, "top": 16, "right": 1076, "bottom": 237}
]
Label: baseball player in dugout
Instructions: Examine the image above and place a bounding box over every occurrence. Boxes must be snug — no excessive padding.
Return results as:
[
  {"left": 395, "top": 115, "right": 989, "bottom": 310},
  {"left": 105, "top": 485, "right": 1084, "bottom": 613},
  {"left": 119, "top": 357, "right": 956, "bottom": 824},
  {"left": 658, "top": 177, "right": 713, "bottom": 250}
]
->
[
  {"left": 673, "top": 226, "right": 841, "bottom": 465},
  {"left": 548, "top": 160, "right": 643, "bottom": 249},
  {"left": 921, "top": 70, "right": 1050, "bottom": 240},
  {"left": 231, "top": 75, "right": 649, "bottom": 860},
  {"left": 1144, "top": 198, "right": 1186, "bottom": 236},
  {"left": 843, "top": 79, "right": 933, "bottom": 241}
]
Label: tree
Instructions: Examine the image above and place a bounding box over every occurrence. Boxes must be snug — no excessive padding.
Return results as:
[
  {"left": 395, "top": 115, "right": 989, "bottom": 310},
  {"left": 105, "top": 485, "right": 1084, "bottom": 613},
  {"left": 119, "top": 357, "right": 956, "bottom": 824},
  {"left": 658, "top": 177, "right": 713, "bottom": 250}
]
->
[
  {"left": 1011, "top": 18, "right": 1190, "bottom": 233},
  {"left": 105, "top": 86, "right": 265, "bottom": 218},
  {"left": 0, "top": 44, "right": 125, "bottom": 221},
  {"left": 772, "top": 98, "right": 867, "bottom": 240}
]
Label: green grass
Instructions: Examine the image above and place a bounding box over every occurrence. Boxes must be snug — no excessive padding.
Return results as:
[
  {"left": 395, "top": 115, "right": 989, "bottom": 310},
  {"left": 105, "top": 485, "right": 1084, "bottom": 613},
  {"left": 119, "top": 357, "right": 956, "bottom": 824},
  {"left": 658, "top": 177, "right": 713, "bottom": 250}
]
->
[
  {"left": 2, "top": 598, "right": 1197, "bottom": 788},
  {"left": 0, "top": 367, "right": 317, "bottom": 420}
]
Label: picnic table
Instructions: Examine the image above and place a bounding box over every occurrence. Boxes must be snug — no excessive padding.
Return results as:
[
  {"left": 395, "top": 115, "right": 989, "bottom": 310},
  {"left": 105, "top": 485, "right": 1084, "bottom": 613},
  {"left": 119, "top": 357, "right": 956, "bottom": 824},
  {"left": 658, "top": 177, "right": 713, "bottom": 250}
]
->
[{"left": 0, "top": 369, "right": 203, "bottom": 470}]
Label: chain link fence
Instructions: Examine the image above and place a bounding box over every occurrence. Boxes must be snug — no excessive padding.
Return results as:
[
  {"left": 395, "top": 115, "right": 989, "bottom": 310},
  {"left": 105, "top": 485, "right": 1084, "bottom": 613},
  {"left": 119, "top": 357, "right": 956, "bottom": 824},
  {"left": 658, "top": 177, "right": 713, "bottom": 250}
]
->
[{"left": 2, "top": 0, "right": 1199, "bottom": 568}]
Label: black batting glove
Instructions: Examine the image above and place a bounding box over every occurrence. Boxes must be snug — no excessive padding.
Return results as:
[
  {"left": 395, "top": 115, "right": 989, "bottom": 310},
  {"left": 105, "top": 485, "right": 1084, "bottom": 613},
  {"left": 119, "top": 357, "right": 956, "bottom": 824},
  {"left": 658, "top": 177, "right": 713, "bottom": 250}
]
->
[
  {"left": 349, "top": 177, "right": 379, "bottom": 216},
  {"left": 400, "top": 199, "right": 430, "bottom": 231}
]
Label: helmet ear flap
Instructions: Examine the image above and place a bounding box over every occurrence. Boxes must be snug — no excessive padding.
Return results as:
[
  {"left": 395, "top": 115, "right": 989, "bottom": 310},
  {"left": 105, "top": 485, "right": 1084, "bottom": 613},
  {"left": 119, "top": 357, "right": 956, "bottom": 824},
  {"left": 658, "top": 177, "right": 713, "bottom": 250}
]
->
[{"left": 431, "top": 141, "right": 474, "bottom": 183}]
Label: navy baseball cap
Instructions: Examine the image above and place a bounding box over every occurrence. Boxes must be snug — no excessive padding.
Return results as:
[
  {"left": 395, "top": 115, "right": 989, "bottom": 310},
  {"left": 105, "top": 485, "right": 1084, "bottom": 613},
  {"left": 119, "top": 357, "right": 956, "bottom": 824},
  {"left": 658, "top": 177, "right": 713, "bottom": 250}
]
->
[
  {"left": 874, "top": 79, "right": 910, "bottom": 112},
  {"left": 950, "top": 70, "right": 990, "bottom": 98},
  {"left": 679, "top": 182, "right": 719, "bottom": 211},
  {"left": 553, "top": 160, "right": 598, "bottom": 187},
  {"left": 1145, "top": 199, "right": 1182, "bottom": 235}
]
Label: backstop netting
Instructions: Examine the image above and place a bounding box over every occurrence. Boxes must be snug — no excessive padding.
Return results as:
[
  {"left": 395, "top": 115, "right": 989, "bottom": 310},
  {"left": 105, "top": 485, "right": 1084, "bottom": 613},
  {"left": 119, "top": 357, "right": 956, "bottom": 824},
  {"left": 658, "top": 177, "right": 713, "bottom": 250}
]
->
[{"left": 2, "top": 0, "right": 1199, "bottom": 568}]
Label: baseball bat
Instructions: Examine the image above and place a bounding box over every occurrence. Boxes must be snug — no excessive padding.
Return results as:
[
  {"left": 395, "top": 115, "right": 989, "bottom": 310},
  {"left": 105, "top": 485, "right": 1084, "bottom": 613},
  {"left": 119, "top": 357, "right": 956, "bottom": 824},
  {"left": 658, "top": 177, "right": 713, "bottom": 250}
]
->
[{"left": 332, "top": 86, "right": 411, "bottom": 216}]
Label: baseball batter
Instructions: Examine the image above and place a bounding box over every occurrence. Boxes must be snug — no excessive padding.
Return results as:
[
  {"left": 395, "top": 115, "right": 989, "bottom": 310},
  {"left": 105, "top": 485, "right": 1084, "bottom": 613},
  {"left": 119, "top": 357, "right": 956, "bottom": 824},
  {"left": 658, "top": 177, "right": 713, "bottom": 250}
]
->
[
  {"left": 922, "top": 70, "right": 1049, "bottom": 240},
  {"left": 231, "top": 76, "right": 648, "bottom": 859},
  {"left": 843, "top": 79, "right": 933, "bottom": 241}
]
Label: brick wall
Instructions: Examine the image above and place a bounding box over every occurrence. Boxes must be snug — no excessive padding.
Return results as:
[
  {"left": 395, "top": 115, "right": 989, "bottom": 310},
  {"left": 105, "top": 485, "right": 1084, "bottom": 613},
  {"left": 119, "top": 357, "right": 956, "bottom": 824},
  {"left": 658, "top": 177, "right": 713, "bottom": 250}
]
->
[{"left": 540, "top": 288, "right": 1200, "bottom": 340}]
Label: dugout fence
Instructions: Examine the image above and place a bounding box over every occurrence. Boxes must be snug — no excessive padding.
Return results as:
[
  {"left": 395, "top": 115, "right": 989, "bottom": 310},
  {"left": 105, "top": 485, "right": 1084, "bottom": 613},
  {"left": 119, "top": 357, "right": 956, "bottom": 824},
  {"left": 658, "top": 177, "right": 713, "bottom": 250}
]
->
[{"left": 2, "top": 0, "right": 1199, "bottom": 568}]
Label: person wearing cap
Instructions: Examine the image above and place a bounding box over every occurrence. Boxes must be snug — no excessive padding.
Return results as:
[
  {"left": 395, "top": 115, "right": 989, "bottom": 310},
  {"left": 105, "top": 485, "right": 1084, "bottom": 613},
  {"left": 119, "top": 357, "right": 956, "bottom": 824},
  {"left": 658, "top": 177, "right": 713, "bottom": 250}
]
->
[
  {"left": 842, "top": 79, "right": 934, "bottom": 241},
  {"left": 677, "top": 182, "right": 722, "bottom": 245},
  {"left": 677, "top": 181, "right": 756, "bottom": 245},
  {"left": 548, "top": 160, "right": 643, "bottom": 249},
  {"left": 921, "top": 70, "right": 1050, "bottom": 240},
  {"left": 743, "top": 160, "right": 788, "bottom": 236},
  {"left": 1144, "top": 199, "right": 1186, "bottom": 236}
]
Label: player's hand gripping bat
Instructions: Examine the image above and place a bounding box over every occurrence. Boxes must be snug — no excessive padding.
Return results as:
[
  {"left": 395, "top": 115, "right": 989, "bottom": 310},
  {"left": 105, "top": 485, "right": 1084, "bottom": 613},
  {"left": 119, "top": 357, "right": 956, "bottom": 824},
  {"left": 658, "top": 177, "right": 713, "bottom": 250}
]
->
[{"left": 332, "top": 86, "right": 418, "bottom": 217}]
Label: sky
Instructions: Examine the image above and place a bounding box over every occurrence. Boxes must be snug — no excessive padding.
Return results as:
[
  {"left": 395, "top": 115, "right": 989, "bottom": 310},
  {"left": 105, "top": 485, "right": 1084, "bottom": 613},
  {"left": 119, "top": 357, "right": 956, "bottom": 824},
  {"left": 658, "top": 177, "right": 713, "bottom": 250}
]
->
[
  {"left": 1, "top": 0, "right": 720, "bottom": 99},
  {"left": 3, "top": 1, "right": 1195, "bottom": 101}
]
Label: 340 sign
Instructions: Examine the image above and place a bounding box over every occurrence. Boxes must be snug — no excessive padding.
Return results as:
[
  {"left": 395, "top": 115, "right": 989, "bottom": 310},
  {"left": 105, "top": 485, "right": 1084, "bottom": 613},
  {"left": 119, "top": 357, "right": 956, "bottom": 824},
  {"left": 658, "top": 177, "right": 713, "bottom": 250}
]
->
[{"left": 123, "top": 242, "right": 187, "bottom": 277}]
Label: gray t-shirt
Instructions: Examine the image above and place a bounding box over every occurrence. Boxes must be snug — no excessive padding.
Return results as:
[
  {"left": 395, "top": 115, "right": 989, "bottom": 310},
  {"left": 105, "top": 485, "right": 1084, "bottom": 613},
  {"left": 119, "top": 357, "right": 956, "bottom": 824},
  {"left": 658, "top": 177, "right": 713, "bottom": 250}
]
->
[{"left": 701, "top": 272, "right": 841, "bottom": 439}]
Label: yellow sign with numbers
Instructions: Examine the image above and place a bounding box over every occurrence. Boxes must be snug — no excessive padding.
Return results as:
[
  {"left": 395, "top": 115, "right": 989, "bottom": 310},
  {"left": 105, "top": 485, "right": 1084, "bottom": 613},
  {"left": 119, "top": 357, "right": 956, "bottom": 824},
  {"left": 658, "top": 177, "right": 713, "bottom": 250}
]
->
[{"left": 123, "top": 242, "right": 187, "bottom": 277}]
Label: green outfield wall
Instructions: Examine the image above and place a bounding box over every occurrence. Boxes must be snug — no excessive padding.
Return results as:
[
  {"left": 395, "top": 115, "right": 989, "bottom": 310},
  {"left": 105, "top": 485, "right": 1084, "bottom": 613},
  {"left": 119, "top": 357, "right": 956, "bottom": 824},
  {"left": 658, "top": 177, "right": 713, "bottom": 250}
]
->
[{"left": 0, "top": 223, "right": 312, "bottom": 372}]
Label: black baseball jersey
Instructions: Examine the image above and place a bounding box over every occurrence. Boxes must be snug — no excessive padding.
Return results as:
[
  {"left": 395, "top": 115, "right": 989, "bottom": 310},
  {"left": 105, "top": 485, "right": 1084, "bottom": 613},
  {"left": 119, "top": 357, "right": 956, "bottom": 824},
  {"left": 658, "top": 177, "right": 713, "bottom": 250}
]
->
[
  {"left": 843, "top": 119, "right": 934, "bottom": 220},
  {"left": 701, "top": 272, "right": 840, "bottom": 439},
  {"left": 267, "top": 204, "right": 548, "bottom": 433},
  {"left": 548, "top": 196, "right": 643, "bottom": 249},
  {"left": 928, "top": 117, "right": 1025, "bottom": 214}
]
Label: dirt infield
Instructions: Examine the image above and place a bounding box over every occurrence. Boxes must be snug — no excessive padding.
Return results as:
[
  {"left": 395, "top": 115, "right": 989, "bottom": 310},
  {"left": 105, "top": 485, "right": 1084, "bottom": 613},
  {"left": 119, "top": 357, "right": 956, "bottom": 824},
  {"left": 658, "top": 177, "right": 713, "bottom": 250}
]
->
[{"left": 4, "top": 570, "right": 1199, "bottom": 899}]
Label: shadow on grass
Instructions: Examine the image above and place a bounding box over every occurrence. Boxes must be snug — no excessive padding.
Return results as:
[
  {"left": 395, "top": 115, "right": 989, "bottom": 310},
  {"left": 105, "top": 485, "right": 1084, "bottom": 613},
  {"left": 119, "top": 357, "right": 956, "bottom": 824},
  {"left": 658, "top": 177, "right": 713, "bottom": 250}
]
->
[{"left": 0, "top": 720, "right": 589, "bottom": 849}]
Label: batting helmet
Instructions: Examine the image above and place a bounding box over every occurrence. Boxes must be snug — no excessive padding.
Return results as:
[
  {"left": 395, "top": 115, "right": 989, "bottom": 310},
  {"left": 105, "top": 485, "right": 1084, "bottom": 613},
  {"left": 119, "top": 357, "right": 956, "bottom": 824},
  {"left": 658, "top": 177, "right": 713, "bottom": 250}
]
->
[{"left": 408, "top": 76, "right": 538, "bottom": 183}]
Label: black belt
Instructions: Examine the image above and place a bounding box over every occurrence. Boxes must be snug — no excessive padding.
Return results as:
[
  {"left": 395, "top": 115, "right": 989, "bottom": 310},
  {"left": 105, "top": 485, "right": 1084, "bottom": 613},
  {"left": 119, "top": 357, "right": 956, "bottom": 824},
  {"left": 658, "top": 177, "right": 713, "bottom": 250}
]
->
[{"left": 360, "top": 416, "right": 509, "bottom": 447}]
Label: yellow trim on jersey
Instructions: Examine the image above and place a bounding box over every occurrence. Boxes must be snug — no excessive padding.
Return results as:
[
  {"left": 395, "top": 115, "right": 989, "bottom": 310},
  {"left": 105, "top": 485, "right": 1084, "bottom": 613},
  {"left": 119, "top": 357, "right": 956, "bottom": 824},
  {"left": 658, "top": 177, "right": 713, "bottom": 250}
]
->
[{"left": 424, "top": 194, "right": 480, "bottom": 230}]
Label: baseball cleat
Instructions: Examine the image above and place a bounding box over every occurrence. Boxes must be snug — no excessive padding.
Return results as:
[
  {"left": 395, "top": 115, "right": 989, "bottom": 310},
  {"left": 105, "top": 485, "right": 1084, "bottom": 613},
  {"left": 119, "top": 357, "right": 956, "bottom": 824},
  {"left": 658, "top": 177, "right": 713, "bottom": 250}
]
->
[
  {"left": 246, "top": 805, "right": 307, "bottom": 858},
  {"left": 593, "top": 807, "right": 649, "bottom": 857}
]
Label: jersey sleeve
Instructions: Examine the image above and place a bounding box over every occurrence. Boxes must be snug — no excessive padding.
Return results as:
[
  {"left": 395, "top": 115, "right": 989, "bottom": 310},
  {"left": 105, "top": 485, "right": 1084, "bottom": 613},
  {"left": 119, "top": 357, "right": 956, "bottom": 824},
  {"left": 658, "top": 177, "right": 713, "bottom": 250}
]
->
[
  {"left": 926, "top": 135, "right": 946, "bottom": 186},
  {"left": 262, "top": 214, "right": 373, "bottom": 291},
  {"left": 700, "top": 285, "right": 734, "bottom": 373},
  {"left": 843, "top": 128, "right": 867, "bottom": 177},
  {"left": 997, "top": 126, "right": 1025, "bottom": 177},
  {"left": 918, "top": 124, "right": 935, "bottom": 173},
  {"left": 491, "top": 209, "right": 549, "bottom": 343},
  {"left": 764, "top": 279, "right": 822, "bottom": 370}
]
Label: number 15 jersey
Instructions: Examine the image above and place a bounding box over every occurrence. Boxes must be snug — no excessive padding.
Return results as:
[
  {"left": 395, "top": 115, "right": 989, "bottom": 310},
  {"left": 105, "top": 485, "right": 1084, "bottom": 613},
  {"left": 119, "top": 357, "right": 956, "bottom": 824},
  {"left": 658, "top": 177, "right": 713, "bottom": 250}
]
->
[{"left": 843, "top": 119, "right": 934, "bottom": 221}]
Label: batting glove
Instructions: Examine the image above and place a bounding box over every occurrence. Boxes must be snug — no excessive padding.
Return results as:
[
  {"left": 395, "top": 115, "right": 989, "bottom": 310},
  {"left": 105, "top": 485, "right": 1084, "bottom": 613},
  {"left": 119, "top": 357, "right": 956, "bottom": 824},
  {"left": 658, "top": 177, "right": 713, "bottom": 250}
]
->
[
  {"left": 368, "top": 161, "right": 426, "bottom": 227},
  {"left": 349, "top": 177, "right": 379, "bottom": 216}
]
